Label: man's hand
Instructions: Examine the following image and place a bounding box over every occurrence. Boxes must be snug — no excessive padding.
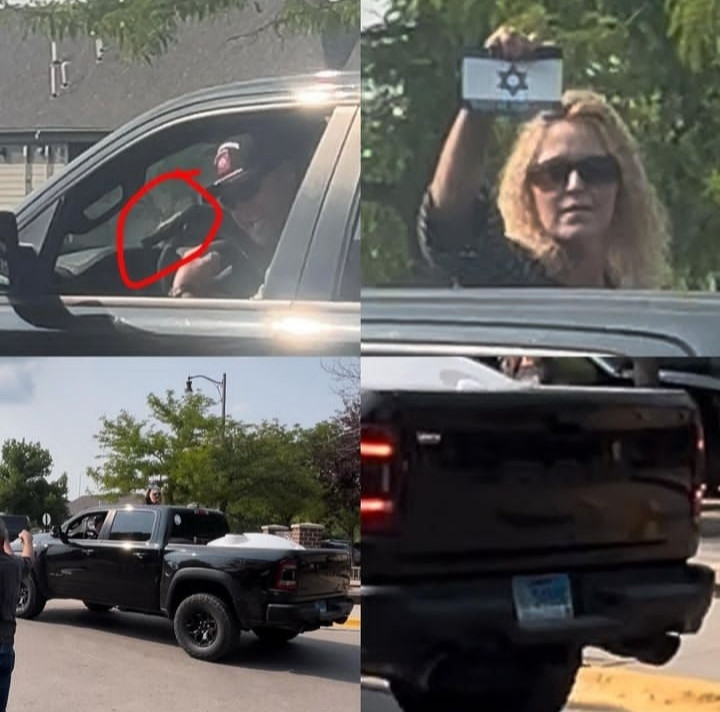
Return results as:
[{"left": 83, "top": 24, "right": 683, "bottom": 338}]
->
[{"left": 170, "top": 249, "right": 222, "bottom": 297}]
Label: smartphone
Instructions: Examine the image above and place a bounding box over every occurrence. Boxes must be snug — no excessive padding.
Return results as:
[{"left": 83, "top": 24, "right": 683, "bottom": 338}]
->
[{"left": 461, "top": 47, "right": 563, "bottom": 115}]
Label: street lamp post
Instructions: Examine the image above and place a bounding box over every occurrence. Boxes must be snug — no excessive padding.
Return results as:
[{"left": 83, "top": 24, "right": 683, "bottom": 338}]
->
[{"left": 185, "top": 372, "right": 227, "bottom": 436}]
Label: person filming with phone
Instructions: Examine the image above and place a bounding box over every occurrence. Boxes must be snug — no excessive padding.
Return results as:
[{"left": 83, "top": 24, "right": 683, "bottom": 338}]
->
[
  {"left": 0, "top": 523, "right": 33, "bottom": 712},
  {"left": 417, "top": 25, "right": 670, "bottom": 289}
]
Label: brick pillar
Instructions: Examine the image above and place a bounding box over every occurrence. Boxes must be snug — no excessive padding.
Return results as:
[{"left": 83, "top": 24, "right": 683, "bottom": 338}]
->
[
  {"left": 290, "top": 523, "right": 324, "bottom": 548},
  {"left": 262, "top": 525, "right": 291, "bottom": 540}
]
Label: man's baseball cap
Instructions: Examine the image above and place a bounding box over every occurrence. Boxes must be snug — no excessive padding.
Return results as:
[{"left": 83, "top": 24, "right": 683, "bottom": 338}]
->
[{"left": 209, "top": 119, "right": 323, "bottom": 200}]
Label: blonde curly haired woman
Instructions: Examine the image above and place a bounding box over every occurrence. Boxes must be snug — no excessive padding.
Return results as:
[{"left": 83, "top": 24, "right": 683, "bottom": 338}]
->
[{"left": 417, "top": 26, "right": 670, "bottom": 288}]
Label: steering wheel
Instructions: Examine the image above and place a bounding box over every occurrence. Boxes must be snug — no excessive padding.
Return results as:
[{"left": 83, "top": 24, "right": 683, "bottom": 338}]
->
[{"left": 142, "top": 203, "right": 267, "bottom": 296}]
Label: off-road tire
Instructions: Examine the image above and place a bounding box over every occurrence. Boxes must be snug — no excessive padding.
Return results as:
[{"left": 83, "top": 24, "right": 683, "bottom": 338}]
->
[
  {"left": 83, "top": 602, "right": 113, "bottom": 613},
  {"left": 16, "top": 576, "right": 47, "bottom": 620},
  {"left": 252, "top": 627, "right": 299, "bottom": 645},
  {"left": 391, "top": 647, "right": 581, "bottom": 712},
  {"left": 173, "top": 593, "right": 239, "bottom": 662}
]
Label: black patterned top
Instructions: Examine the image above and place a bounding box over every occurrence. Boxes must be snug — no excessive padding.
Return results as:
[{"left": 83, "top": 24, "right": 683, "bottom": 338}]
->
[{"left": 416, "top": 187, "right": 560, "bottom": 287}]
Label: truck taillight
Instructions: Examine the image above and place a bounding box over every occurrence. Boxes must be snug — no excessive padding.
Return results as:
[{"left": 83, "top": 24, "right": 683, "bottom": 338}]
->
[
  {"left": 362, "top": 427, "right": 399, "bottom": 533},
  {"left": 274, "top": 559, "right": 298, "bottom": 591}
]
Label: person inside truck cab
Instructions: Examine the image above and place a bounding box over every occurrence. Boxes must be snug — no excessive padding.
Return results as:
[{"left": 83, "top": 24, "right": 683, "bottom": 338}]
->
[
  {"left": 86, "top": 513, "right": 106, "bottom": 539},
  {"left": 168, "top": 122, "right": 322, "bottom": 299}
]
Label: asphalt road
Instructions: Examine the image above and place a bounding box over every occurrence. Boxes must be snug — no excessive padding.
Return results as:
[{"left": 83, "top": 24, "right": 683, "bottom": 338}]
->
[
  {"left": 360, "top": 678, "right": 618, "bottom": 712},
  {"left": 9, "top": 600, "right": 360, "bottom": 712}
]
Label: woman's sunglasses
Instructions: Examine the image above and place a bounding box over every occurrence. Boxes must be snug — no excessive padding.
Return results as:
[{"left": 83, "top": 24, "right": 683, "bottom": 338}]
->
[{"left": 527, "top": 155, "right": 620, "bottom": 192}]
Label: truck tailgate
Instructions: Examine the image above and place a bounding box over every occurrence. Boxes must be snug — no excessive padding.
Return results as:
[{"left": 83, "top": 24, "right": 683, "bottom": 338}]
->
[{"left": 362, "top": 387, "right": 704, "bottom": 578}]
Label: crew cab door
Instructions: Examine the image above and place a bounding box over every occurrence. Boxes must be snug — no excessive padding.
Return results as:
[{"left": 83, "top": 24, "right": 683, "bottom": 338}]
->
[
  {"left": 42, "top": 510, "right": 110, "bottom": 598},
  {"left": 90, "top": 509, "right": 163, "bottom": 611}
]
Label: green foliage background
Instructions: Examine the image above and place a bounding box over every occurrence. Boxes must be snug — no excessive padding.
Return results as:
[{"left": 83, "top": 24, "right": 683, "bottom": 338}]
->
[
  {"left": 362, "top": 0, "right": 720, "bottom": 289},
  {"left": 0, "top": 440, "right": 69, "bottom": 527},
  {"left": 86, "top": 371, "right": 359, "bottom": 540},
  {"left": 1, "top": 0, "right": 359, "bottom": 62}
]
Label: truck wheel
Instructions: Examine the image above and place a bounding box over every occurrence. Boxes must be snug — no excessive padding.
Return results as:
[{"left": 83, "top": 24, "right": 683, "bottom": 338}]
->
[
  {"left": 392, "top": 648, "right": 580, "bottom": 712},
  {"left": 252, "top": 627, "right": 299, "bottom": 645},
  {"left": 173, "top": 593, "right": 239, "bottom": 662},
  {"left": 83, "top": 602, "right": 113, "bottom": 613},
  {"left": 16, "top": 576, "right": 46, "bottom": 620}
]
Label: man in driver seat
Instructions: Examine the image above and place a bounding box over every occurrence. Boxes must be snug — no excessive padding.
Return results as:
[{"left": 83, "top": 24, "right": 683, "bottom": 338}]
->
[{"left": 168, "top": 121, "right": 321, "bottom": 298}]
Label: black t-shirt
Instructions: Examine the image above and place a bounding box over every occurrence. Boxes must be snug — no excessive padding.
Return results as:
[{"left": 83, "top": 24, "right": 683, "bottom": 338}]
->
[
  {"left": 416, "top": 186, "right": 621, "bottom": 288},
  {"left": 0, "top": 553, "right": 32, "bottom": 646},
  {"left": 416, "top": 187, "right": 560, "bottom": 287}
]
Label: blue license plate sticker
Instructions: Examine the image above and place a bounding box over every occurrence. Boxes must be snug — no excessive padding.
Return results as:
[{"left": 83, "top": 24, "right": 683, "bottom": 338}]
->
[
  {"left": 316, "top": 600, "right": 327, "bottom": 614},
  {"left": 512, "top": 573, "right": 574, "bottom": 624}
]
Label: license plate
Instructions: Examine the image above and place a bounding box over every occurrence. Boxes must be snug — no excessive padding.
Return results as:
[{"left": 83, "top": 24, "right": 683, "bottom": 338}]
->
[
  {"left": 512, "top": 573, "right": 573, "bottom": 624},
  {"left": 315, "top": 600, "right": 327, "bottom": 614}
]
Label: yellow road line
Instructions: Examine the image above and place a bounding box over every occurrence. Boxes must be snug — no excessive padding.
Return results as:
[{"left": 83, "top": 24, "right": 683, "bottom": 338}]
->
[
  {"left": 571, "top": 666, "right": 720, "bottom": 711},
  {"left": 333, "top": 617, "right": 360, "bottom": 630}
]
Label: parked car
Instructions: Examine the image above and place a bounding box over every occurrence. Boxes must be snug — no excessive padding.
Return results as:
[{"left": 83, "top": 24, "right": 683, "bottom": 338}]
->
[
  {"left": 0, "top": 513, "right": 31, "bottom": 540},
  {"left": 320, "top": 538, "right": 361, "bottom": 566},
  {"left": 17, "top": 505, "right": 353, "bottom": 661},
  {"left": 0, "top": 71, "right": 359, "bottom": 355},
  {"left": 361, "top": 356, "right": 715, "bottom": 712}
]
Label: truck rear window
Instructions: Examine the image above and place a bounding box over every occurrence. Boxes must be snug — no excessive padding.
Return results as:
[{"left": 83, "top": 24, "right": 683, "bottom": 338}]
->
[{"left": 169, "top": 511, "right": 229, "bottom": 545}]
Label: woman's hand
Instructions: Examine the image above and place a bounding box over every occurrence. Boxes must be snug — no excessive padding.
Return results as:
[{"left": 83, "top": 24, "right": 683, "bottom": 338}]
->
[{"left": 484, "top": 25, "right": 542, "bottom": 61}]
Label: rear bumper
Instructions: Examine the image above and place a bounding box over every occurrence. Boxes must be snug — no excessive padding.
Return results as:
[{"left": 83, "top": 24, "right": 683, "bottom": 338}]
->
[
  {"left": 362, "top": 563, "right": 715, "bottom": 677},
  {"left": 266, "top": 596, "right": 353, "bottom": 630}
]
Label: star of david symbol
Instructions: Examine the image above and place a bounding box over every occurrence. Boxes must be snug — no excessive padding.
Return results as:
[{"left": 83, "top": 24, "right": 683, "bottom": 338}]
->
[{"left": 497, "top": 63, "right": 529, "bottom": 97}]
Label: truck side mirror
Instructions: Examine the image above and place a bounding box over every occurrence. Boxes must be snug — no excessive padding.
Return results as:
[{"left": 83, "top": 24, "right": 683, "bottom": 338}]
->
[{"left": 52, "top": 525, "right": 67, "bottom": 543}]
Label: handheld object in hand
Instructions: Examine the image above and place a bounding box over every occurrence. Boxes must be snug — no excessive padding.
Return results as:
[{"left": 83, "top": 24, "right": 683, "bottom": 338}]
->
[{"left": 461, "top": 47, "right": 563, "bottom": 116}]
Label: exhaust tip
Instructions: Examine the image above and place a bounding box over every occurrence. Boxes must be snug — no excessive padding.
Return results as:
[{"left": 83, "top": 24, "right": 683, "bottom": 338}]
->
[{"left": 635, "top": 634, "right": 681, "bottom": 666}]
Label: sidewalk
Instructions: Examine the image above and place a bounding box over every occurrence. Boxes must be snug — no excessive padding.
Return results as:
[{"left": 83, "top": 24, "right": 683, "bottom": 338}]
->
[{"left": 572, "top": 597, "right": 720, "bottom": 710}]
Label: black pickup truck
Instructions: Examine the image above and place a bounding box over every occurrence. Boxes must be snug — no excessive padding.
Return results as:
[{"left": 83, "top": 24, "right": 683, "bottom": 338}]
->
[
  {"left": 361, "top": 357, "right": 716, "bottom": 712},
  {"left": 17, "top": 505, "right": 353, "bottom": 661},
  {"left": 0, "top": 72, "right": 359, "bottom": 356}
]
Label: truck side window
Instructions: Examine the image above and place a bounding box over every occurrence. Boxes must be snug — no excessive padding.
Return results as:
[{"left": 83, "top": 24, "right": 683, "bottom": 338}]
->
[
  {"left": 169, "top": 511, "right": 229, "bottom": 545},
  {"left": 108, "top": 510, "right": 156, "bottom": 542},
  {"left": 50, "top": 109, "right": 330, "bottom": 299},
  {"left": 66, "top": 511, "right": 108, "bottom": 540}
]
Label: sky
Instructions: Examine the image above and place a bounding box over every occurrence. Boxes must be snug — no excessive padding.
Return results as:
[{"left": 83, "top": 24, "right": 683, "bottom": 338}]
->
[{"left": 0, "top": 357, "right": 356, "bottom": 500}]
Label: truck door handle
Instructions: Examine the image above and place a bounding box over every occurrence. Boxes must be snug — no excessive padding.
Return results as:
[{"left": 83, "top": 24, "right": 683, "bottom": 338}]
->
[
  {"left": 133, "top": 552, "right": 150, "bottom": 559},
  {"left": 81, "top": 549, "right": 94, "bottom": 557}
]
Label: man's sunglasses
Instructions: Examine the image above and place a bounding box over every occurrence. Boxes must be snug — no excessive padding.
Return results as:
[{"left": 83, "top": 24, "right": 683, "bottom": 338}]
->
[{"left": 527, "top": 155, "right": 620, "bottom": 192}]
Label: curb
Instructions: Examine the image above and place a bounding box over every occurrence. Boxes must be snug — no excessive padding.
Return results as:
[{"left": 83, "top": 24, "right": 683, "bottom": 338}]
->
[
  {"left": 571, "top": 665, "right": 720, "bottom": 711},
  {"left": 333, "top": 617, "right": 360, "bottom": 630}
]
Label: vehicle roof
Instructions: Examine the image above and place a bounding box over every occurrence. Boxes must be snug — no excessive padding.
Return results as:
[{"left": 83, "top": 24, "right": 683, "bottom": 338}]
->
[
  {"left": 361, "top": 288, "right": 720, "bottom": 357},
  {"left": 85, "top": 70, "right": 359, "bottom": 146},
  {"left": 14, "top": 70, "right": 358, "bottom": 220},
  {"left": 74, "top": 504, "right": 225, "bottom": 516}
]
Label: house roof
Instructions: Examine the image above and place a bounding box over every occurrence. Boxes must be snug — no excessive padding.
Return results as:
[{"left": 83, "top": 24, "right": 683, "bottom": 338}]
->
[
  {"left": 68, "top": 493, "right": 144, "bottom": 515},
  {"left": 0, "top": 0, "right": 358, "bottom": 132}
]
